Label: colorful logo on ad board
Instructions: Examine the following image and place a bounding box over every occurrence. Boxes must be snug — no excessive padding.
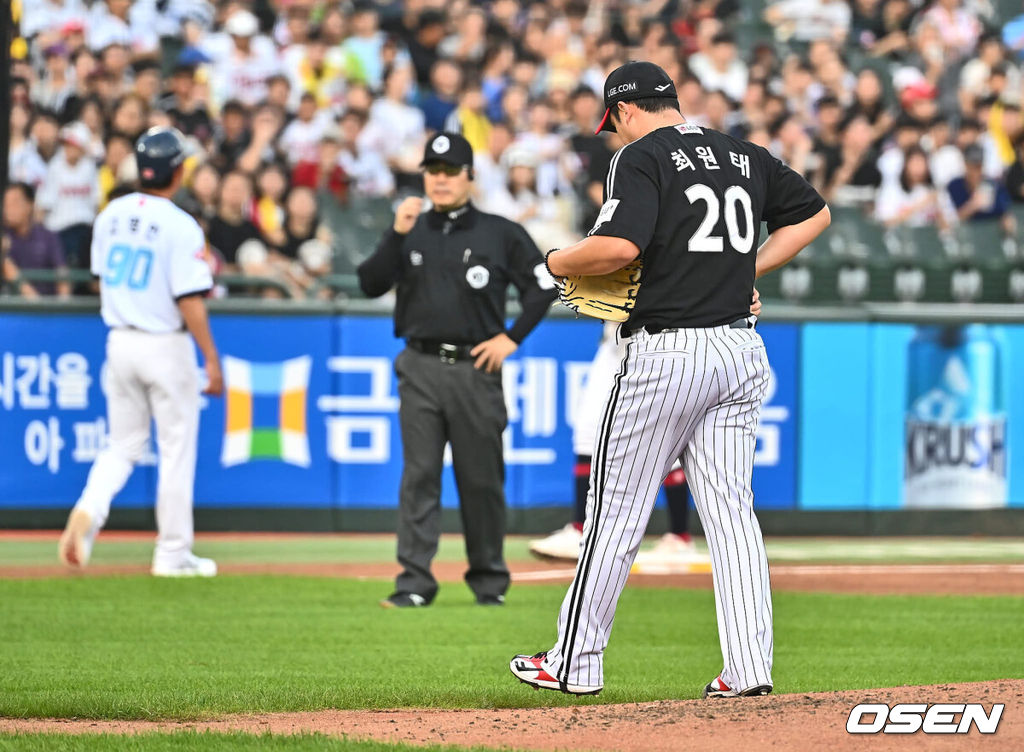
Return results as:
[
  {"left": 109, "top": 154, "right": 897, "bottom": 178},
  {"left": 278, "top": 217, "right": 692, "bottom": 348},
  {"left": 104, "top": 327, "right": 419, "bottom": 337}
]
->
[{"left": 221, "top": 356, "right": 311, "bottom": 467}]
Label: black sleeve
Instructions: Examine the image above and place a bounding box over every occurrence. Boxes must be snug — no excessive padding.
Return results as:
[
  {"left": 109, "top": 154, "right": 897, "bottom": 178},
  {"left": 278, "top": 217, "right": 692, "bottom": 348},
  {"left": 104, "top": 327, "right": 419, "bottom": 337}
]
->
[
  {"left": 588, "top": 144, "right": 660, "bottom": 253},
  {"left": 357, "top": 228, "right": 406, "bottom": 298},
  {"left": 762, "top": 153, "right": 827, "bottom": 234},
  {"left": 504, "top": 222, "right": 558, "bottom": 344}
]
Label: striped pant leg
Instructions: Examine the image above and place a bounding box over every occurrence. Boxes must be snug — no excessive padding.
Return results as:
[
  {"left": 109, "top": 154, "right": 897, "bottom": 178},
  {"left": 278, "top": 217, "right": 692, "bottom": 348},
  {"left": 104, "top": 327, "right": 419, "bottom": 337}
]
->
[
  {"left": 544, "top": 331, "right": 712, "bottom": 689},
  {"left": 682, "top": 330, "right": 773, "bottom": 692}
]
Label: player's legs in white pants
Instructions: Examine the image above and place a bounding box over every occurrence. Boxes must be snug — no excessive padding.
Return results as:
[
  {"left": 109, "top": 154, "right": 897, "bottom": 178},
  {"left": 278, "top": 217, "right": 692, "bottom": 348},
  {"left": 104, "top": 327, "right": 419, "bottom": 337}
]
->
[
  {"left": 144, "top": 333, "right": 200, "bottom": 566},
  {"left": 682, "top": 337, "right": 773, "bottom": 693},
  {"left": 542, "top": 326, "right": 770, "bottom": 691},
  {"left": 73, "top": 331, "right": 155, "bottom": 541},
  {"left": 72, "top": 331, "right": 199, "bottom": 566}
]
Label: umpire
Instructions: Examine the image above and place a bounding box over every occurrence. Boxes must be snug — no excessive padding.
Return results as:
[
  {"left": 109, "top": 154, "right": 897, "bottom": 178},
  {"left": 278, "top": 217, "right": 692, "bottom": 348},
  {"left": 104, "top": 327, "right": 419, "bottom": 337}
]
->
[{"left": 358, "top": 133, "right": 557, "bottom": 608}]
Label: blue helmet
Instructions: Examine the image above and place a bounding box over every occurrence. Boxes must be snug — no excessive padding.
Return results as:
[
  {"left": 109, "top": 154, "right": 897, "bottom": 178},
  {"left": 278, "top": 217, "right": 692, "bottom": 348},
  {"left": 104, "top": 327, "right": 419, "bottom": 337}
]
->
[{"left": 135, "top": 127, "right": 187, "bottom": 188}]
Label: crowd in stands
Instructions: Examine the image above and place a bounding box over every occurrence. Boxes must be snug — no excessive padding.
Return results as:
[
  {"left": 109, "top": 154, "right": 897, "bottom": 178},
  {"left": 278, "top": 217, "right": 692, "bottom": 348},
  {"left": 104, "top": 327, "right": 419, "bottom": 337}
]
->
[{"left": 4, "top": 0, "right": 1024, "bottom": 298}]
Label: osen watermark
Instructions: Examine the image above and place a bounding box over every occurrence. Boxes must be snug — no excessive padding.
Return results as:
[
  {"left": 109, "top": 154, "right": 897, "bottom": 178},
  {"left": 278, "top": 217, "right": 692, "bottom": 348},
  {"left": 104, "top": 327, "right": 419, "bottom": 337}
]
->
[{"left": 847, "top": 703, "right": 1004, "bottom": 734}]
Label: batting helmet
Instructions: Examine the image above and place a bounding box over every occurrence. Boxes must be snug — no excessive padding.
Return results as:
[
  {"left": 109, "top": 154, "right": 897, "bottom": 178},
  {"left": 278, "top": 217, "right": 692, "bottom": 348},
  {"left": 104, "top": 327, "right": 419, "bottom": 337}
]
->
[{"left": 135, "top": 127, "right": 187, "bottom": 188}]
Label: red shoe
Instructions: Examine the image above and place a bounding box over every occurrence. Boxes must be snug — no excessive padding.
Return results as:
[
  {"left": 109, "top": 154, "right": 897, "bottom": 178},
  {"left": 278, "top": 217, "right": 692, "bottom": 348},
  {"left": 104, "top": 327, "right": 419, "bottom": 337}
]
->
[
  {"left": 509, "top": 651, "right": 602, "bottom": 695},
  {"left": 703, "top": 674, "right": 773, "bottom": 698}
]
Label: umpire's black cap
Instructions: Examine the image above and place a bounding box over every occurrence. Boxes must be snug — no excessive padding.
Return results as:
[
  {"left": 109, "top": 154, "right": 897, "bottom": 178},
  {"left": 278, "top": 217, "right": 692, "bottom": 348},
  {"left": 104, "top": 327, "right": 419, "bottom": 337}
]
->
[
  {"left": 136, "top": 126, "right": 187, "bottom": 188},
  {"left": 596, "top": 61, "right": 679, "bottom": 134},
  {"left": 421, "top": 132, "right": 474, "bottom": 168}
]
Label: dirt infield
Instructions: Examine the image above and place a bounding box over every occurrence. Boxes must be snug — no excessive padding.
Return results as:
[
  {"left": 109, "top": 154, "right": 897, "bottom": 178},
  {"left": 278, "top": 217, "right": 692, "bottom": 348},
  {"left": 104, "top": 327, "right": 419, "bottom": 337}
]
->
[
  {"left": 4, "top": 557, "right": 1024, "bottom": 596},
  {"left": 2, "top": 680, "right": 1020, "bottom": 750}
]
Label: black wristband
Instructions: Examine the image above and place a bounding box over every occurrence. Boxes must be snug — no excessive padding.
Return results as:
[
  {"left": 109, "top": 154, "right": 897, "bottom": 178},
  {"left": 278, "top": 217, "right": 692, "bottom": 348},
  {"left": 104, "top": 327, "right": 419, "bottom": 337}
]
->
[{"left": 544, "top": 248, "right": 560, "bottom": 278}]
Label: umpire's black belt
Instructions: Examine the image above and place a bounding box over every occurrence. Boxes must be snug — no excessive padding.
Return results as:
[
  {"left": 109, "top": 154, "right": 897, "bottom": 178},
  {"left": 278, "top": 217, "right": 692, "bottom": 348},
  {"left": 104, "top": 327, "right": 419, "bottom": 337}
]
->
[
  {"left": 640, "top": 317, "right": 756, "bottom": 336},
  {"left": 407, "top": 339, "right": 475, "bottom": 363}
]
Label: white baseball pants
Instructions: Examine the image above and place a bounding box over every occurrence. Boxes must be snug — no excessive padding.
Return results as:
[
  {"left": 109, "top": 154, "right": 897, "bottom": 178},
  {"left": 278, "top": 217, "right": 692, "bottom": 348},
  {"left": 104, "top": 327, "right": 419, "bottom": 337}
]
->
[
  {"left": 544, "top": 323, "right": 774, "bottom": 692},
  {"left": 74, "top": 329, "right": 200, "bottom": 566}
]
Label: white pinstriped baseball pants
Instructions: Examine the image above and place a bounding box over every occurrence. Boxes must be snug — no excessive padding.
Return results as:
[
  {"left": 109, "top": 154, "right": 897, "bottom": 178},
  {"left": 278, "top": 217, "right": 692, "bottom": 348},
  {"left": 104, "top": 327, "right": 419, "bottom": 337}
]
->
[{"left": 543, "top": 323, "right": 774, "bottom": 692}]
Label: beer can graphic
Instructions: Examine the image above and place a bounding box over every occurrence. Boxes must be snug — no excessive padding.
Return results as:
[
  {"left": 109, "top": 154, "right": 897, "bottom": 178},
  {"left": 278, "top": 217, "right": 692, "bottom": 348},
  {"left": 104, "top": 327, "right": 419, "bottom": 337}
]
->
[{"left": 904, "top": 325, "right": 1007, "bottom": 508}]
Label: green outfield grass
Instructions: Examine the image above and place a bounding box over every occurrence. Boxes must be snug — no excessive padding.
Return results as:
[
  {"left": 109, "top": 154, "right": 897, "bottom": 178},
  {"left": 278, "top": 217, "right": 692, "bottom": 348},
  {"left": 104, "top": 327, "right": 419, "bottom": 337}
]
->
[
  {"left": 1, "top": 576, "right": 1022, "bottom": 720},
  {"left": 3, "top": 535, "right": 1024, "bottom": 569},
  {"left": 0, "top": 732, "right": 502, "bottom": 752}
]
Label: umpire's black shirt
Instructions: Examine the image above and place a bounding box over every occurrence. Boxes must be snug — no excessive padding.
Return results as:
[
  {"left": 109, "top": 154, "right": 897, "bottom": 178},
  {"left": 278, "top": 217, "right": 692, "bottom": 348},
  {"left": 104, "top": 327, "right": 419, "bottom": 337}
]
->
[
  {"left": 358, "top": 203, "right": 557, "bottom": 344},
  {"left": 591, "top": 123, "right": 825, "bottom": 331}
]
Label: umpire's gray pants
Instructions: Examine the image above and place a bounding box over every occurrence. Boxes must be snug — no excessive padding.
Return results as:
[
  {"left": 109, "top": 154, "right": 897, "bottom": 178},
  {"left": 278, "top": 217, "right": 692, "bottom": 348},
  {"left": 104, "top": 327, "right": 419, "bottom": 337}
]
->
[{"left": 393, "top": 347, "right": 510, "bottom": 601}]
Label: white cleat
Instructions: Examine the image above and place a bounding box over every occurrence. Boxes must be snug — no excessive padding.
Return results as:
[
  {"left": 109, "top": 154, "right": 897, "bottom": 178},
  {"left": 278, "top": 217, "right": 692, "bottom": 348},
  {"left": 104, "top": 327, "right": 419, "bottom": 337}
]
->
[
  {"left": 528, "top": 523, "right": 583, "bottom": 561},
  {"left": 152, "top": 553, "right": 218, "bottom": 578},
  {"left": 58, "top": 508, "right": 97, "bottom": 569},
  {"left": 632, "top": 534, "right": 711, "bottom": 574}
]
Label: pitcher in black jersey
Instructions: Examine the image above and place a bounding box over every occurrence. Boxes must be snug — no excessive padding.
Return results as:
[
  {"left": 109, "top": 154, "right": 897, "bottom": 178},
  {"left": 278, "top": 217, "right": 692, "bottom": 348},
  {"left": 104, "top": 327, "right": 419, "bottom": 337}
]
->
[{"left": 511, "top": 61, "right": 830, "bottom": 698}]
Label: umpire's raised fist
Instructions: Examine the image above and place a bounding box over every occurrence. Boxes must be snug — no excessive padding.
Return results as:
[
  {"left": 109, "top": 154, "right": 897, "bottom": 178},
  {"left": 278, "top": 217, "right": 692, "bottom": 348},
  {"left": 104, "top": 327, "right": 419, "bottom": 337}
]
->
[{"left": 393, "top": 197, "right": 424, "bottom": 234}]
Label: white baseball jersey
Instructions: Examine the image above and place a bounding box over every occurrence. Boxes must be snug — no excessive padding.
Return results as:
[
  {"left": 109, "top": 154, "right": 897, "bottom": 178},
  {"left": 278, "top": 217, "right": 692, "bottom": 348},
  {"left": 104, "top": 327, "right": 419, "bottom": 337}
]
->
[{"left": 91, "top": 194, "right": 212, "bottom": 333}]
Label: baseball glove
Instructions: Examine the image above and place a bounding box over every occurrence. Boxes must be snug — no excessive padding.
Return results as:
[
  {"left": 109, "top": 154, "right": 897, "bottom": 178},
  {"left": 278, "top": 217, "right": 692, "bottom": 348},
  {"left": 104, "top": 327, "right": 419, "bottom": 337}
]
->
[{"left": 552, "top": 257, "right": 643, "bottom": 322}]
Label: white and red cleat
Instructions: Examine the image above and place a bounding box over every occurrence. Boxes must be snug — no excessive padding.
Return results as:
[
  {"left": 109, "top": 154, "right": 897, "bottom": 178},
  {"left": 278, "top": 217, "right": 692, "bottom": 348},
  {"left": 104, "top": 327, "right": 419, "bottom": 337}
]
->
[{"left": 509, "top": 651, "right": 602, "bottom": 695}]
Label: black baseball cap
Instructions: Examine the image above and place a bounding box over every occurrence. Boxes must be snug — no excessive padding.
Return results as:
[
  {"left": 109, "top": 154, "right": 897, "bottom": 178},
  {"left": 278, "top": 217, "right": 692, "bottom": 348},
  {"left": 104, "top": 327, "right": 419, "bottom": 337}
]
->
[
  {"left": 421, "top": 132, "right": 473, "bottom": 168},
  {"left": 596, "top": 61, "right": 678, "bottom": 134}
]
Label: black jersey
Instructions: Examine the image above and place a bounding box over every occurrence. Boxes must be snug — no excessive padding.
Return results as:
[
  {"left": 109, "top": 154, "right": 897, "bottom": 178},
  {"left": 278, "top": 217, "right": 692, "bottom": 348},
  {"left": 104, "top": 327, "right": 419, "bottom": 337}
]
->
[{"left": 590, "top": 123, "right": 825, "bottom": 331}]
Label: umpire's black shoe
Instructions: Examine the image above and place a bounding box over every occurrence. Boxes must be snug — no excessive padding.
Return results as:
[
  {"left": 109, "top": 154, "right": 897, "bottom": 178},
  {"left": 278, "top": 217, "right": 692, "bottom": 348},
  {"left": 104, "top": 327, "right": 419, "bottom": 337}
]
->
[
  {"left": 703, "top": 675, "right": 773, "bottom": 698},
  {"left": 380, "top": 592, "right": 430, "bottom": 609},
  {"left": 476, "top": 594, "right": 506, "bottom": 606}
]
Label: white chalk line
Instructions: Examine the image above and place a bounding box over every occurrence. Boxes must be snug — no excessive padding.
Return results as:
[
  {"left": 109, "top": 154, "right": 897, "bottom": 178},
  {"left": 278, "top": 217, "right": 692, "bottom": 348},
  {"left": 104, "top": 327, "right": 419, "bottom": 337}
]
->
[{"left": 512, "top": 563, "right": 1024, "bottom": 581}]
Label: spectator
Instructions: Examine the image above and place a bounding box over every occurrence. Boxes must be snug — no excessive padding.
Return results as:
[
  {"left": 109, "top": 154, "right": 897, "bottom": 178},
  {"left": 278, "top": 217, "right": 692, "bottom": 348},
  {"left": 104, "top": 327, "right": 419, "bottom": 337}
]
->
[
  {"left": 77, "top": 97, "right": 107, "bottom": 160},
  {"left": 29, "top": 110, "right": 62, "bottom": 164},
  {"left": 947, "top": 144, "right": 1016, "bottom": 238},
  {"left": 207, "top": 171, "right": 263, "bottom": 268},
  {"left": 337, "top": 109, "right": 394, "bottom": 198},
  {"left": 928, "top": 117, "right": 963, "bottom": 190},
  {"left": 207, "top": 10, "right": 280, "bottom": 108},
  {"left": 482, "top": 146, "right": 574, "bottom": 251},
  {"left": 443, "top": 80, "right": 492, "bottom": 155},
  {"left": 1006, "top": 132, "right": 1024, "bottom": 203},
  {"left": 277, "top": 186, "right": 332, "bottom": 262},
  {"left": 921, "top": 0, "right": 983, "bottom": 63},
  {"left": 98, "top": 131, "right": 134, "bottom": 208},
  {"left": 406, "top": 10, "right": 447, "bottom": 87},
  {"left": 439, "top": 7, "right": 488, "bottom": 64},
  {"left": 688, "top": 32, "right": 748, "bottom": 103},
  {"left": 159, "top": 65, "right": 214, "bottom": 144},
  {"left": 769, "top": 112, "right": 814, "bottom": 177},
  {"left": 132, "top": 60, "right": 163, "bottom": 107},
  {"left": 878, "top": 118, "right": 925, "bottom": 188},
  {"left": 341, "top": 1, "right": 387, "bottom": 89},
  {"left": 252, "top": 163, "right": 290, "bottom": 249},
  {"left": 284, "top": 26, "right": 348, "bottom": 111},
  {"left": 36, "top": 121, "right": 98, "bottom": 270},
  {"left": 418, "top": 59, "right": 461, "bottom": 133},
  {"left": 481, "top": 42, "right": 516, "bottom": 123},
  {"left": 110, "top": 93, "right": 149, "bottom": 141},
  {"left": 210, "top": 100, "right": 251, "bottom": 174},
  {"left": 763, "top": 0, "right": 851, "bottom": 44},
  {"left": 176, "top": 162, "right": 221, "bottom": 226},
  {"left": 87, "top": 0, "right": 158, "bottom": 55},
  {"left": 875, "top": 146, "right": 947, "bottom": 228},
  {"left": 474, "top": 121, "right": 515, "bottom": 202},
  {"left": 278, "top": 92, "right": 332, "bottom": 168},
  {"left": 34, "top": 44, "right": 74, "bottom": 114},
  {"left": 513, "top": 99, "right": 564, "bottom": 198},
  {"left": 847, "top": 68, "right": 894, "bottom": 144},
  {"left": 9, "top": 103, "right": 48, "bottom": 188},
  {"left": 823, "top": 114, "right": 882, "bottom": 209},
  {"left": 363, "top": 64, "right": 426, "bottom": 189},
  {"left": 565, "top": 87, "right": 614, "bottom": 234},
  {"left": 960, "top": 33, "right": 1020, "bottom": 113},
  {"left": 3, "top": 183, "right": 70, "bottom": 297},
  {"left": 809, "top": 95, "right": 843, "bottom": 188}
]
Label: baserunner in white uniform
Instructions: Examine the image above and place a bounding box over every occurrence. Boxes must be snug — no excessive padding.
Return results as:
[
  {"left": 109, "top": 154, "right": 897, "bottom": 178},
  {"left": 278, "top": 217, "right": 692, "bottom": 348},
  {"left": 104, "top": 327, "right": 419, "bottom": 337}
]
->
[
  {"left": 58, "top": 127, "right": 223, "bottom": 577},
  {"left": 511, "top": 62, "right": 830, "bottom": 698}
]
